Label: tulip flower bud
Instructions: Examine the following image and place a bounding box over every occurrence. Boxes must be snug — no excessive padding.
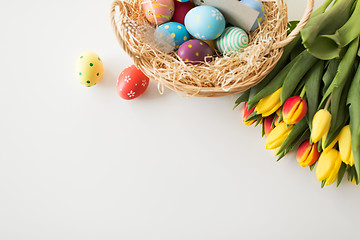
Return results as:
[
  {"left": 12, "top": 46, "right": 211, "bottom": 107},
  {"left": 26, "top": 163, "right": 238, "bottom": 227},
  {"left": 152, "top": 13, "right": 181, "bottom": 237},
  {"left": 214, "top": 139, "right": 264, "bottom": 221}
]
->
[
  {"left": 266, "top": 121, "right": 293, "bottom": 150},
  {"left": 349, "top": 151, "right": 354, "bottom": 167},
  {"left": 255, "top": 88, "right": 282, "bottom": 117},
  {"left": 296, "top": 140, "right": 320, "bottom": 167},
  {"left": 338, "top": 125, "right": 353, "bottom": 166},
  {"left": 264, "top": 114, "right": 276, "bottom": 136},
  {"left": 282, "top": 96, "right": 308, "bottom": 125},
  {"left": 243, "top": 102, "right": 256, "bottom": 126},
  {"left": 325, "top": 153, "right": 342, "bottom": 186},
  {"left": 322, "top": 132, "right": 338, "bottom": 153},
  {"left": 311, "top": 109, "right": 332, "bottom": 143},
  {"left": 316, "top": 149, "right": 340, "bottom": 182}
]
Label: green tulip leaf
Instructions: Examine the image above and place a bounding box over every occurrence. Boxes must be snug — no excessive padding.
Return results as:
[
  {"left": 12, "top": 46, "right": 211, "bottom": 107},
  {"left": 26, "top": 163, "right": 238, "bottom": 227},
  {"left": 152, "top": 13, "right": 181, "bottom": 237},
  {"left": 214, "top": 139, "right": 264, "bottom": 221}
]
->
[
  {"left": 305, "top": 61, "right": 325, "bottom": 129},
  {"left": 321, "top": 0, "right": 360, "bottom": 48},
  {"left": 348, "top": 166, "right": 356, "bottom": 182},
  {"left": 234, "top": 89, "right": 250, "bottom": 110},
  {"left": 287, "top": 21, "right": 300, "bottom": 35},
  {"left": 324, "top": 77, "right": 352, "bottom": 148},
  {"left": 246, "top": 111, "right": 262, "bottom": 122},
  {"left": 280, "top": 51, "right": 318, "bottom": 104},
  {"left": 277, "top": 118, "right": 309, "bottom": 160},
  {"left": 322, "top": 59, "right": 340, "bottom": 95},
  {"left": 301, "top": 0, "right": 355, "bottom": 60},
  {"left": 347, "top": 61, "right": 360, "bottom": 181},
  {"left": 309, "top": 162, "right": 316, "bottom": 171},
  {"left": 321, "top": 180, "right": 326, "bottom": 188},
  {"left": 320, "top": 37, "right": 359, "bottom": 106},
  {"left": 246, "top": 36, "right": 303, "bottom": 108},
  {"left": 336, "top": 163, "right": 347, "bottom": 187},
  {"left": 246, "top": 39, "right": 303, "bottom": 109},
  {"left": 262, "top": 121, "right": 265, "bottom": 137}
]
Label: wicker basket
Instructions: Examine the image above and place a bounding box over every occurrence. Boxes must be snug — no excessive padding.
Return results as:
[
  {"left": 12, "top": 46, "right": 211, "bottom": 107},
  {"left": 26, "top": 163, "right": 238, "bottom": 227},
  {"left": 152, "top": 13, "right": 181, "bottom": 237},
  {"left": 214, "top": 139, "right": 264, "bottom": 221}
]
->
[{"left": 111, "top": 0, "right": 314, "bottom": 97}]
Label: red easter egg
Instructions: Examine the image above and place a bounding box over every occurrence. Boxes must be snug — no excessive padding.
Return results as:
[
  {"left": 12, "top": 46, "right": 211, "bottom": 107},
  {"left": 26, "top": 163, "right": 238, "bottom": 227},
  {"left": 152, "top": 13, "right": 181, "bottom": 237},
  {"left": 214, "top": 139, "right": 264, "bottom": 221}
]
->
[
  {"left": 171, "top": 1, "right": 194, "bottom": 25},
  {"left": 117, "top": 65, "right": 150, "bottom": 100}
]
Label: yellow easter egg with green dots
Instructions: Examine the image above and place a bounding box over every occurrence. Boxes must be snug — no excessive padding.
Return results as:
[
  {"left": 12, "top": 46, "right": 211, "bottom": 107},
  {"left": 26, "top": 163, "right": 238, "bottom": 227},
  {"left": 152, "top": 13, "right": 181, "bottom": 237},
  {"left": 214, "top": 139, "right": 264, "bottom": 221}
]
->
[{"left": 76, "top": 51, "right": 103, "bottom": 87}]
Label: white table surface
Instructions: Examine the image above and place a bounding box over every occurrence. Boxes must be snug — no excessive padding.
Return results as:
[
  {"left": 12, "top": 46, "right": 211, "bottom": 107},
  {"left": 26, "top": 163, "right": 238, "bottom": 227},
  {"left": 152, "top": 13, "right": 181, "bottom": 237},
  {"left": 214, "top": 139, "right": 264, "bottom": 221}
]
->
[{"left": 2, "top": 0, "right": 359, "bottom": 239}]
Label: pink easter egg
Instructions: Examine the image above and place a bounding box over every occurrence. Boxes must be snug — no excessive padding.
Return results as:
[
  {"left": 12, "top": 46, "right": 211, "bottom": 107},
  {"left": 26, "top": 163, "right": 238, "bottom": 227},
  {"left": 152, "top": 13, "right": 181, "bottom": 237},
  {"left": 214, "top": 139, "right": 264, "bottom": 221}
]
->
[{"left": 142, "top": 0, "right": 175, "bottom": 25}]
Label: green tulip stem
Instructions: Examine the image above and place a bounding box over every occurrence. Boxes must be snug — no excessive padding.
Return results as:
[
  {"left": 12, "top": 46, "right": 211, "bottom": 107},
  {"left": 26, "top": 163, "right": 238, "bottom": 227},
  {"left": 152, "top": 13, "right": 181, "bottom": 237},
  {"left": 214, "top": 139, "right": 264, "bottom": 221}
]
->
[
  {"left": 325, "top": 95, "right": 332, "bottom": 111},
  {"left": 300, "top": 87, "right": 306, "bottom": 99}
]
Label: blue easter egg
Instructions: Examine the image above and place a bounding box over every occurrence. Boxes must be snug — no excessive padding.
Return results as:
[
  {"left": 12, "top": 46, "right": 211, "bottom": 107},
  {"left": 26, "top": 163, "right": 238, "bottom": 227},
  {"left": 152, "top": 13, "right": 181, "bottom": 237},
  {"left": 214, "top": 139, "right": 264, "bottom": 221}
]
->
[
  {"left": 156, "top": 22, "right": 191, "bottom": 50},
  {"left": 242, "top": 0, "right": 265, "bottom": 31},
  {"left": 177, "top": 0, "right": 189, "bottom": 2},
  {"left": 184, "top": 6, "right": 226, "bottom": 41}
]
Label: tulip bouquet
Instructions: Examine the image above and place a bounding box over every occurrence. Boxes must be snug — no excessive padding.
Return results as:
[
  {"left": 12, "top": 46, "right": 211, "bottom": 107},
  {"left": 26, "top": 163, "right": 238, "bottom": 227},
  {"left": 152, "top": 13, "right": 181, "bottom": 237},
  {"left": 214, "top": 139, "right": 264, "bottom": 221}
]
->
[{"left": 234, "top": 0, "right": 360, "bottom": 187}]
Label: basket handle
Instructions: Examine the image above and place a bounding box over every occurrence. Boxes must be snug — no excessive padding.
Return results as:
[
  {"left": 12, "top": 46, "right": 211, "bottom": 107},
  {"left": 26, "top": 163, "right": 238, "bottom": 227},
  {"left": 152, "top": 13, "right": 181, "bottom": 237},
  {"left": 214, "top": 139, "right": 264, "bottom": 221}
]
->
[
  {"left": 110, "top": 0, "right": 140, "bottom": 60},
  {"left": 272, "top": 0, "right": 314, "bottom": 49}
]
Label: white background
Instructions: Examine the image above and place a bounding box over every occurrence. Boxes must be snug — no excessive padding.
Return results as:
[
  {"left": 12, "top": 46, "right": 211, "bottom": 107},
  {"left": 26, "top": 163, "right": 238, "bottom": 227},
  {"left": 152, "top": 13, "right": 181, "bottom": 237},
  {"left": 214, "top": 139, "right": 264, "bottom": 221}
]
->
[{"left": 1, "top": 0, "right": 359, "bottom": 239}]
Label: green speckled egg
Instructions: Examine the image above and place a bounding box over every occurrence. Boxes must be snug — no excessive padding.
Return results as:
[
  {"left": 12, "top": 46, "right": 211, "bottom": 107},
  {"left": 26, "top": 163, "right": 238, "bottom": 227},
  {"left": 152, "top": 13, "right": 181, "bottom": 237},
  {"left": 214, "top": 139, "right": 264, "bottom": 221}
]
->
[{"left": 76, "top": 51, "right": 103, "bottom": 87}]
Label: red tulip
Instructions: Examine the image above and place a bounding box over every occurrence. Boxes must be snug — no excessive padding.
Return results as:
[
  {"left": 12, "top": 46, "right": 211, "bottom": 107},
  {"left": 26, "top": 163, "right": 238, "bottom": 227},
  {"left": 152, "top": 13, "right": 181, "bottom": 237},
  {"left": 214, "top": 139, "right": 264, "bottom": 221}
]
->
[
  {"left": 296, "top": 140, "right": 320, "bottom": 167},
  {"left": 264, "top": 114, "right": 276, "bottom": 136},
  {"left": 243, "top": 102, "right": 256, "bottom": 126},
  {"left": 283, "top": 96, "right": 308, "bottom": 125}
]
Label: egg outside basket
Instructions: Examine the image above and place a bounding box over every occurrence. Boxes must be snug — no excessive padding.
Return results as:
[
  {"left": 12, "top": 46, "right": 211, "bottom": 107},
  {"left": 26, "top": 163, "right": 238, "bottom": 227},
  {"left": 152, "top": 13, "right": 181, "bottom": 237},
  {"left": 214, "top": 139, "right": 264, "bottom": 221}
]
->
[{"left": 111, "top": 0, "right": 314, "bottom": 97}]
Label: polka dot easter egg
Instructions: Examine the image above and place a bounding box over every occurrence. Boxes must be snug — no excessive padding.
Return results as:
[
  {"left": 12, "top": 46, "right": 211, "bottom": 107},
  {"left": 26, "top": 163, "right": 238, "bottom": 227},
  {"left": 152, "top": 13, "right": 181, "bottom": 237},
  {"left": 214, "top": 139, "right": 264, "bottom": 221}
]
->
[
  {"left": 216, "top": 27, "right": 249, "bottom": 55},
  {"left": 76, "top": 51, "right": 103, "bottom": 87},
  {"left": 142, "top": 0, "right": 175, "bottom": 25},
  {"left": 117, "top": 65, "right": 150, "bottom": 100},
  {"left": 156, "top": 22, "right": 190, "bottom": 49},
  {"left": 177, "top": 39, "right": 213, "bottom": 64},
  {"left": 184, "top": 6, "right": 226, "bottom": 41},
  {"left": 241, "top": 0, "right": 265, "bottom": 31},
  {"left": 171, "top": 0, "right": 194, "bottom": 25}
]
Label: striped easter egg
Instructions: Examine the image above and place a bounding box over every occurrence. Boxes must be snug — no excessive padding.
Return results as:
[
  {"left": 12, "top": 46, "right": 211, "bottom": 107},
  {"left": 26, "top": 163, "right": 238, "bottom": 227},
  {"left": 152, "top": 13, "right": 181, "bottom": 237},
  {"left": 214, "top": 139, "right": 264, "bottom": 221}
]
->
[
  {"left": 142, "top": 0, "right": 175, "bottom": 25},
  {"left": 216, "top": 27, "right": 249, "bottom": 55}
]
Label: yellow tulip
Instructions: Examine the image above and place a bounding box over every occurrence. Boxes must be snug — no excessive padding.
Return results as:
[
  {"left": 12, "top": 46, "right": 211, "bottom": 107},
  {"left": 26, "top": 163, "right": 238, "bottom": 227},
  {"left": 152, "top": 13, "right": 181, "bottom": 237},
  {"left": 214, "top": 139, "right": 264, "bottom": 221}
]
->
[
  {"left": 349, "top": 151, "right": 354, "bottom": 167},
  {"left": 322, "top": 132, "right": 338, "bottom": 153},
  {"left": 255, "top": 88, "right": 282, "bottom": 117},
  {"left": 316, "top": 149, "right": 339, "bottom": 182},
  {"left": 338, "top": 125, "right": 353, "bottom": 166},
  {"left": 325, "top": 153, "right": 342, "bottom": 186},
  {"left": 311, "top": 109, "right": 332, "bottom": 143},
  {"left": 266, "top": 122, "right": 293, "bottom": 150}
]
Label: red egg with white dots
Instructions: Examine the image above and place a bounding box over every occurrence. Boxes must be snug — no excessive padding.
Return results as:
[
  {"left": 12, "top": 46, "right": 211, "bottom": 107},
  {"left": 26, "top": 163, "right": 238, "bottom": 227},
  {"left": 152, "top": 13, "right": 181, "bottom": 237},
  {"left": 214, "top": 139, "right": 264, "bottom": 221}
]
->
[{"left": 117, "top": 65, "right": 150, "bottom": 100}]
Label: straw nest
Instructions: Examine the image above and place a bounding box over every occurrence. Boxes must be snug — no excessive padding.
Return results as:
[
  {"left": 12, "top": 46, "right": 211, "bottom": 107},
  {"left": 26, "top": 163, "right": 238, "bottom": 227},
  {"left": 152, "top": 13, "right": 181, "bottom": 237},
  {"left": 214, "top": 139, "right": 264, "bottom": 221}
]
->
[{"left": 111, "top": 0, "right": 314, "bottom": 97}]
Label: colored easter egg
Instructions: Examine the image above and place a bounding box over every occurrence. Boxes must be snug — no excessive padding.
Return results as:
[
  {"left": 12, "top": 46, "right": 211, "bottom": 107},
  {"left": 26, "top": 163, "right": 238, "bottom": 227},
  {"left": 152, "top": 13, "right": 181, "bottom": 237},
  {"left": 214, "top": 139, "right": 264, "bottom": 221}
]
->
[
  {"left": 184, "top": 6, "right": 226, "bottom": 41},
  {"left": 241, "top": 0, "right": 265, "bottom": 31},
  {"left": 156, "top": 22, "right": 191, "bottom": 49},
  {"left": 177, "top": 39, "right": 213, "bottom": 64},
  {"left": 216, "top": 27, "right": 249, "bottom": 55},
  {"left": 142, "top": 0, "right": 175, "bottom": 25},
  {"left": 172, "top": 1, "right": 194, "bottom": 25},
  {"left": 117, "top": 65, "right": 150, "bottom": 100},
  {"left": 176, "top": 0, "right": 189, "bottom": 2},
  {"left": 76, "top": 51, "right": 103, "bottom": 87}
]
